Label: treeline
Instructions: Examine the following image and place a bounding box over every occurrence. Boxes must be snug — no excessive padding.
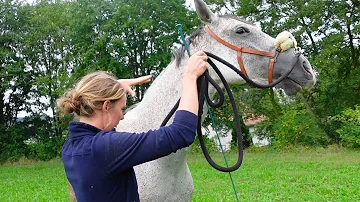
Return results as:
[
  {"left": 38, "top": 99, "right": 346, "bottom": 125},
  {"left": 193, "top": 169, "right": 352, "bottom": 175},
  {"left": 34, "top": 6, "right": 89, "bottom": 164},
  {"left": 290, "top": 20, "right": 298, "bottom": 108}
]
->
[
  {"left": 208, "top": 0, "right": 360, "bottom": 150},
  {"left": 0, "top": 0, "right": 359, "bottom": 162},
  {"left": 0, "top": 0, "right": 200, "bottom": 162}
]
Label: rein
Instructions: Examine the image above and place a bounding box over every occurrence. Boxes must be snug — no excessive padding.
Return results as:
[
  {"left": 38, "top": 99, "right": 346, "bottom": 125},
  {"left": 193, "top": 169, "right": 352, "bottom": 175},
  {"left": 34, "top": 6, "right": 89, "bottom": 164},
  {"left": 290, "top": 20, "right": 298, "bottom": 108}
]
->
[{"left": 161, "top": 25, "right": 301, "bottom": 172}]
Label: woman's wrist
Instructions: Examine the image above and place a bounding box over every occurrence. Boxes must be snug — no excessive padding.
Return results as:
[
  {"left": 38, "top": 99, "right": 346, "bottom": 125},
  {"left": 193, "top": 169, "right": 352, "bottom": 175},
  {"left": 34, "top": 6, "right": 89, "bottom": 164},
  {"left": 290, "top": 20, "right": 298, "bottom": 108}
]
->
[{"left": 183, "top": 71, "right": 198, "bottom": 83}]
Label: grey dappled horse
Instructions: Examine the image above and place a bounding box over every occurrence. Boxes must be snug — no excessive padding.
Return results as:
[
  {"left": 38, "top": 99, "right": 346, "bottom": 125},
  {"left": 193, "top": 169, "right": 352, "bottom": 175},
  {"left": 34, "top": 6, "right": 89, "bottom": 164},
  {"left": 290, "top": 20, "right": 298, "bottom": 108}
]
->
[{"left": 68, "top": 0, "right": 316, "bottom": 201}]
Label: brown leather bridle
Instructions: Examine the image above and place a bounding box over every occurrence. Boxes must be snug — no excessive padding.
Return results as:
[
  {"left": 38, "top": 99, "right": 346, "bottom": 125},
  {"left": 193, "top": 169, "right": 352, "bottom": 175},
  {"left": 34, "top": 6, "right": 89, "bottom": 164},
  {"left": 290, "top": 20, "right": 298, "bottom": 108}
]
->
[{"left": 204, "top": 26, "right": 281, "bottom": 84}]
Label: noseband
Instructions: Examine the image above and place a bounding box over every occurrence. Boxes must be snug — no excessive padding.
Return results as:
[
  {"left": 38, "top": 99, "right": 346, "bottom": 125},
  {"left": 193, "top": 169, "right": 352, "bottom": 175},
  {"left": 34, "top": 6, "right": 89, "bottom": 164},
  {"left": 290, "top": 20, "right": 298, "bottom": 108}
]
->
[{"left": 205, "top": 26, "right": 282, "bottom": 84}]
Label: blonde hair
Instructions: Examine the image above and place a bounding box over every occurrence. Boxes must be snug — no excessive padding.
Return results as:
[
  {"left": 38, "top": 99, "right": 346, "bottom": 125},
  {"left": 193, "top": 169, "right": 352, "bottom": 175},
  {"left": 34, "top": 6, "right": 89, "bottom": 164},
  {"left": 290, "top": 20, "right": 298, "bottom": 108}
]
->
[{"left": 57, "top": 71, "right": 125, "bottom": 117}]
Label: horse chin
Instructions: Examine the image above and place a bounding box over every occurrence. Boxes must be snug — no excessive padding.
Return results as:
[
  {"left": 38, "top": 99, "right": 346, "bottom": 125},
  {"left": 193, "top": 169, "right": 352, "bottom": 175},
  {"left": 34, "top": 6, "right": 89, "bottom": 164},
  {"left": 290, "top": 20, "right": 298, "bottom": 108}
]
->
[{"left": 277, "top": 78, "right": 303, "bottom": 95}]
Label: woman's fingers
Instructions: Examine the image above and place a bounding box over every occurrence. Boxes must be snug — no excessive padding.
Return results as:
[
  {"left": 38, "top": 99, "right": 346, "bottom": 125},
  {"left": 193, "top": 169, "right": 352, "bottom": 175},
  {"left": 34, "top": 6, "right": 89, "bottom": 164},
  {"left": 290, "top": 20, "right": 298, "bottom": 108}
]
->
[
  {"left": 126, "top": 87, "right": 136, "bottom": 97},
  {"left": 184, "top": 51, "right": 208, "bottom": 78},
  {"left": 196, "top": 51, "right": 207, "bottom": 57},
  {"left": 130, "top": 75, "right": 153, "bottom": 85},
  {"left": 118, "top": 75, "right": 153, "bottom": 97},
  {"left": 120, "top": 75, "right": 152, "bottom": 86}
]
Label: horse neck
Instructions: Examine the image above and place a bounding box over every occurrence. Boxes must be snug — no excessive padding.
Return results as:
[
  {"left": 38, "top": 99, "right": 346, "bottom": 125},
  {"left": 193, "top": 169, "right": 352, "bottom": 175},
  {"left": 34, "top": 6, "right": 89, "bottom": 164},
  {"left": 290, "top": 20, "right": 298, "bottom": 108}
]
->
[
  {"left": 118, "top": 36, "right": 214, "bottom": 131},
  {"left": 117, "top": 58, "right": 193, "bottom": 169},
  {"left": 117, "top": 44, "right": 219, "bottom": 167},
  {"left": 117, "top": 59, "right": 188, "bottom": 133}
]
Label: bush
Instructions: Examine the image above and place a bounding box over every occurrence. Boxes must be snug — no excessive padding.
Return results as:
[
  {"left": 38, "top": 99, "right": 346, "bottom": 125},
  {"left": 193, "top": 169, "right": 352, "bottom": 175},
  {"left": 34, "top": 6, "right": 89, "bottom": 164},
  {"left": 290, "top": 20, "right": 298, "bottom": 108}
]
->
[
  {"left": 27, "top": 140, "right": 62, "bottom": 161},
  {"left": 0, "top": 124, "right": 30, "bottom": 163},
  {"left": 189, "top": 133, "right": 218, "bottom": 154},
  {"left": 271, "top": 109, "right": 329, "bottom": 149},
  {"left": 332, "top": 106, "right": 360, "bottom": 148},
  {"left": 0, "top": 114, "right": 70, "bottom": 163},
  {"left": 229, "top": 122, "right": 252, "bottom": 150}
]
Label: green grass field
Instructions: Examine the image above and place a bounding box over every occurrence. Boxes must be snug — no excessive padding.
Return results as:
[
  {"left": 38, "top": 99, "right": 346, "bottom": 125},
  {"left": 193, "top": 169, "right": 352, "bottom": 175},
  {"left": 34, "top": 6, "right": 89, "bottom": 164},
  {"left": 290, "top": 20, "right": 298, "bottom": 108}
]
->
[{"left": 0, "top": 148, "right": 359, "bottom": 202}]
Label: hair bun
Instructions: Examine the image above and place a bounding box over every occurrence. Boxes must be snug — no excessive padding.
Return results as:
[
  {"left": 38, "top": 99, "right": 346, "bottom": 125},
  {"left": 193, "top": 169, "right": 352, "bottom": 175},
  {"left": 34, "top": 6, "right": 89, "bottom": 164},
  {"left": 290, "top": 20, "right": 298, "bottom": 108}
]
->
[
  {"left": 72, "top": 98, "right": 81, "bottom": 110},
  {"left": 69, "top": 92, "right": 82, "bottom": 115}
]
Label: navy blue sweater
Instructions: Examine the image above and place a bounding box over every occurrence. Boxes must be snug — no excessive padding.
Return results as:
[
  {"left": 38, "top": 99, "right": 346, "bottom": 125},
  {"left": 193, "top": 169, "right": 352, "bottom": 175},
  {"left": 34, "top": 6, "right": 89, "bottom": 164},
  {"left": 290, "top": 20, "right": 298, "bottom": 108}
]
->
[{"left": 62, "top": 110, "right": 197, "bottom": 202}]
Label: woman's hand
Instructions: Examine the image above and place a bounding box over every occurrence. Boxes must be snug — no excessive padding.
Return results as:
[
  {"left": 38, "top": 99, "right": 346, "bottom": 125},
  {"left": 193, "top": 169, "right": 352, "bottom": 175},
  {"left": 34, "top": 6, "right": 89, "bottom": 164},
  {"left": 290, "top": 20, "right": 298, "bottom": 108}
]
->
[
  {"left": 184, "top": 51, "right": 208, "bottom": 80},
  {"left": 118, "top": 75, "right": 152, "bottom": 97}
]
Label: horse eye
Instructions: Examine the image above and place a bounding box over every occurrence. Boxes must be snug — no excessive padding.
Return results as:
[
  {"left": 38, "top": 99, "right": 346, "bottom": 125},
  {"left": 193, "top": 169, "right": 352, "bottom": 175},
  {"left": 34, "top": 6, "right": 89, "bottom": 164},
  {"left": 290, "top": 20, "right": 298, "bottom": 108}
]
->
[{"left": 236, "top": 27, "right": 249, "bottom": 34}]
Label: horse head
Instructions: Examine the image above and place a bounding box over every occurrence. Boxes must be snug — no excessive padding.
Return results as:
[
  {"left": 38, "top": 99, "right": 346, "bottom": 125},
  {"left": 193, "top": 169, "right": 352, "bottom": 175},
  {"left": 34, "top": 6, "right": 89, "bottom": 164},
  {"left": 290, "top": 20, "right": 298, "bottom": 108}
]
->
[{"left": 192, "top": 0, "right": 316, "bottom": 95}]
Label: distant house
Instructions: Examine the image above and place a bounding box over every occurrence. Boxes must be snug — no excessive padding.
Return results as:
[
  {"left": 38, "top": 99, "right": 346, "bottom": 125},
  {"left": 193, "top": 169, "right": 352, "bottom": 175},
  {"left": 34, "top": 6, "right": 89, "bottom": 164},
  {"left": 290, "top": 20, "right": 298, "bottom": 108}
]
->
[
  {"left": 204, "top": 115, "right": 270, "bottom": 152},
  {"left": 244, "top": 116, "right": 270, "bottom": 147},
  {"left": 204, "top": 128, "right": 232, "bottom": 151}
]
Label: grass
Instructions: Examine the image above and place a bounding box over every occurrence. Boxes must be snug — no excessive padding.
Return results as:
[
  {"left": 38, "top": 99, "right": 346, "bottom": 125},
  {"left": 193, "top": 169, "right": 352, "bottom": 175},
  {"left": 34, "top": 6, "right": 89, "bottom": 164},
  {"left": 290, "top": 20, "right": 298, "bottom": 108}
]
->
[
  {"left": 0, "top": 148, "right": 359, "bottom": 202},
  {"left": 0, "top": 159, "right": 68, "bottom": 202},
  {"left": 189, "top": 148, "right": 360, "bottom": 202}
]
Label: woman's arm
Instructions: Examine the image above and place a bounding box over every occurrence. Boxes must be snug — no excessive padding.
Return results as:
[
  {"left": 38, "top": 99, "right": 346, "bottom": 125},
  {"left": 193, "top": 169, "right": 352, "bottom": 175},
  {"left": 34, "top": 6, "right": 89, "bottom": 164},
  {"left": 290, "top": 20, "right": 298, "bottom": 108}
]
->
[
  {"left": 178, "top": 51, "right": 208, "bottom": 114},
  {"left": 93, "top": 110, "right": 197, "bottom": 175}
]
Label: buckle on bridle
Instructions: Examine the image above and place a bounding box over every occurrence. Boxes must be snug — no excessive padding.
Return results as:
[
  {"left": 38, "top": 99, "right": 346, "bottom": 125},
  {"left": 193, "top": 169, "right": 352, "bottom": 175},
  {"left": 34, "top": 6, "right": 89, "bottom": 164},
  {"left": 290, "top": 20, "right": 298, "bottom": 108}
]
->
[
  {"left": 274, "top": 48, "right": 281, "bottom": 62},
  {"left": 294, "top": 47, "right": 303, "bottom": 55}
]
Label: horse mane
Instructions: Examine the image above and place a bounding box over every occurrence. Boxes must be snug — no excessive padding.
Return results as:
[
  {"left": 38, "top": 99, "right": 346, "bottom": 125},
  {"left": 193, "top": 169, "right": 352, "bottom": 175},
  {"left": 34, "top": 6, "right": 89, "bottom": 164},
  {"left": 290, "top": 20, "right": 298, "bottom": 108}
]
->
[{"left": 173, "top": 25, "right": 205, "bottom": 67}]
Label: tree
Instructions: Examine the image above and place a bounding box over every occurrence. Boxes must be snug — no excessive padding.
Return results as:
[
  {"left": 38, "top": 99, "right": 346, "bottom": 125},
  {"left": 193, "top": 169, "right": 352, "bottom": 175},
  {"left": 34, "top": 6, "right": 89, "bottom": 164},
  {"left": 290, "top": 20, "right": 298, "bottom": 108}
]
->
[
  {"left": 72, "top": 0, "right": 201, "bottom": 103},
  {"left": 19, "top": 0, "right": 75, "bottom": 158},
  {"left": 234, "top": 0, "right": 359, "bottom": 144},
  {"left": 0, "top": 0, "right": 38, "bottom": 161},
  {"left": 0, "top": 0, "right": 33, "bottom": 125}
]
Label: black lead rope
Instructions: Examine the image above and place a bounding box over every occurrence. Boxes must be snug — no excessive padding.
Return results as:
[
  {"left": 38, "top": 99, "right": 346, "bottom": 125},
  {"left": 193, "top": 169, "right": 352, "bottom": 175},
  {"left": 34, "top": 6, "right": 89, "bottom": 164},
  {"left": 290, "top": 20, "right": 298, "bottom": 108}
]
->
[{"left": 161, "top": 51, "right": 300, "bottom": 172}]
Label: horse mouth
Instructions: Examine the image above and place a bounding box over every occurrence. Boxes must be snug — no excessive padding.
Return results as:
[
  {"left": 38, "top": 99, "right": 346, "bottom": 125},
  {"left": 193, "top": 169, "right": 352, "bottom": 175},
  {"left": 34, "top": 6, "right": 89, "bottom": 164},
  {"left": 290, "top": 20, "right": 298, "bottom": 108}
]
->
[
  {"left": 278, "top": 78, "right": 303, "bottom": 95},
  {"left": 288, "top": 77, "right": 303, "bottom": 87}
]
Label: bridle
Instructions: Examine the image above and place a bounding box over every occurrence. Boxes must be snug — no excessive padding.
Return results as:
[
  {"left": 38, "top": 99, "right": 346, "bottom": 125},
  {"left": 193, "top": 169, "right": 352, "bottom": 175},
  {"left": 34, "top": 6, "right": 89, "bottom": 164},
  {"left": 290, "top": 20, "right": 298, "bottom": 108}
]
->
[
  {"left": 162, "top": 25, "right": 302, "bottom": 172},
  {"left": 205, "top": 25, "right": 281, "bottom": 84}
]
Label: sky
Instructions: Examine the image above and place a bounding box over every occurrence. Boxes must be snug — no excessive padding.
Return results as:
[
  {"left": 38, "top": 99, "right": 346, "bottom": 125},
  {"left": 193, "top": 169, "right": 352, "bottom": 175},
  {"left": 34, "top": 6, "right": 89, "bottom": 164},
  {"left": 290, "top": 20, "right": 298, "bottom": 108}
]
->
[{"left": 186, "top": 0, "right": 195, "bottom": 10}]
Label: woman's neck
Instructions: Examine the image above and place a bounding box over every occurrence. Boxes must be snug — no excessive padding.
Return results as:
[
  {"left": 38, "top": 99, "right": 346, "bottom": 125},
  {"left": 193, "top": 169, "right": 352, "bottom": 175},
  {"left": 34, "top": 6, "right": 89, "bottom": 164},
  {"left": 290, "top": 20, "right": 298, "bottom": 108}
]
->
[{"left": 79, "top": 113, "right": 104, "bottom": 130}]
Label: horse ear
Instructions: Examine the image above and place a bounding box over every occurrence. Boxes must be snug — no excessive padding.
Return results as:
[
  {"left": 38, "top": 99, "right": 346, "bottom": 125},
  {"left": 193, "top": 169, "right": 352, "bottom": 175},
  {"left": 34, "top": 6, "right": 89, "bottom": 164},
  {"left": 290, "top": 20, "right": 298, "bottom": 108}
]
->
[{"left": 194, "top": 0, "right": 217, "bottom": 23}]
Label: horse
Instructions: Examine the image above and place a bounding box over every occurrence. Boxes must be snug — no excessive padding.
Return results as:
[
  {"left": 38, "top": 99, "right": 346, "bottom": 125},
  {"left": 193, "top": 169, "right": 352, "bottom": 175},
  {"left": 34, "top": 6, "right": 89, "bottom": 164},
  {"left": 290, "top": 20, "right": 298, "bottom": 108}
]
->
[{"left": 68, "top": 0, "right": 316, "bottom": 201}]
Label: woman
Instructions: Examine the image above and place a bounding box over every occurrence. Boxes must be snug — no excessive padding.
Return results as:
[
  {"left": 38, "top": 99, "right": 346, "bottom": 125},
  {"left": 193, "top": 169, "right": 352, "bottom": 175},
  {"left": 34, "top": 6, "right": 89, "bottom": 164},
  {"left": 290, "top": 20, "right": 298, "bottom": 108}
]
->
[{"left": 57, "top": 51, "right": 208, "bottom": 202}]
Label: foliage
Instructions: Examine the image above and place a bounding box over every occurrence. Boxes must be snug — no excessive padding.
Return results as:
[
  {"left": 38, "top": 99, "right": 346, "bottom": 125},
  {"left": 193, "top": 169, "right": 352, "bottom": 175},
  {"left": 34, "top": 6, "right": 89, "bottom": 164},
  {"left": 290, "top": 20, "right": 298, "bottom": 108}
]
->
[
  {"left": 271, "top": 108, "right": 329, "bottom": 149},
  {"left": 69, "top": 0, "right": 200, "bottom": 104},
  {"left": 1, "top": 0, "right": 359, "bottom": 161},
  {"left": 0, "top": 114, "right": 69, "bottom": 162},
  {"left": 0, "top": 0, "right": 33, "bottom": 125},
  {"left": 234, "top": 0, "right": 360, "bottom": 145},
  {"left": 24, "top": 115, "right": 69, "bottom": 161},
  {"left": 243, "top": 88, "right": 330, "bottom": 149},
  {"left": 0, "top": 123, "right": 29, "bottom": 163},
  {"left": 203, "top": 84, "right": 252, "bottom": 149},
  {"left": 0, "top": 0, "right": 199, "bottom": 161},
  {"left": 189, "top": 133, "right": 218, "bottom": 154},
  {"left": 331, "top": 105, "right": 360, "bottom": 148}
]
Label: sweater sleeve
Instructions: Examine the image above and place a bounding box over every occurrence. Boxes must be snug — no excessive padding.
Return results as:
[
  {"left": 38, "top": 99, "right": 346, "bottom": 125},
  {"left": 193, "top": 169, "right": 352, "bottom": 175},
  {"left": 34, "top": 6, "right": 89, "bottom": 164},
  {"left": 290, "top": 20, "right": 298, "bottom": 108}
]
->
[{"left": 92, "top": 110, "right": 198, "bottom": 175}]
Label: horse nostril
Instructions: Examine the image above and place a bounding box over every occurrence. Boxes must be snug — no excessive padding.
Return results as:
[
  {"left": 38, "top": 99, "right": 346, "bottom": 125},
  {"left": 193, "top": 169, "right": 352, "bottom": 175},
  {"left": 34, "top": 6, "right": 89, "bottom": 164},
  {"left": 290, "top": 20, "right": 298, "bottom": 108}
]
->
[{"left": 303, "top": 61, "right": 312, "bottom": 75}]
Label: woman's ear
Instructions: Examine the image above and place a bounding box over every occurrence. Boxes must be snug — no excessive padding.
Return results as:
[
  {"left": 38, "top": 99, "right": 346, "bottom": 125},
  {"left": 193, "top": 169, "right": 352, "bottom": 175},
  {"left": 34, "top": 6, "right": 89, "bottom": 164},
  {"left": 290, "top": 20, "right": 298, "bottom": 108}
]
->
[{"left": 101, "top": 100, "right": 111, "bottom": 112}]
